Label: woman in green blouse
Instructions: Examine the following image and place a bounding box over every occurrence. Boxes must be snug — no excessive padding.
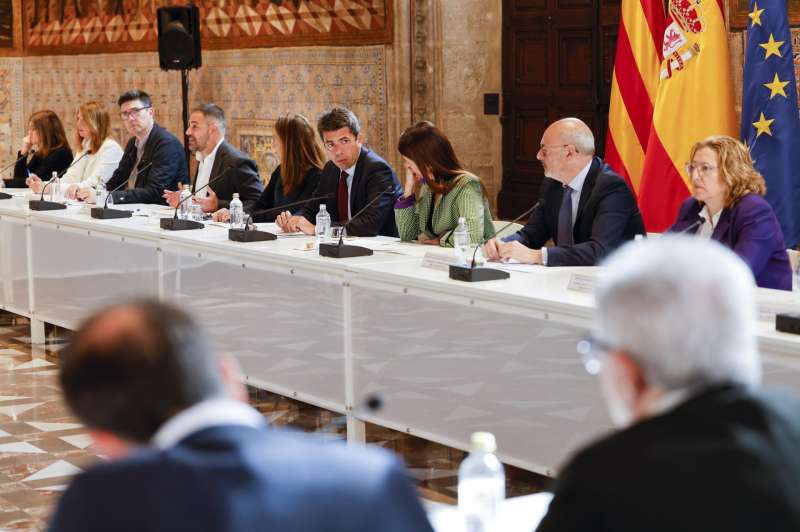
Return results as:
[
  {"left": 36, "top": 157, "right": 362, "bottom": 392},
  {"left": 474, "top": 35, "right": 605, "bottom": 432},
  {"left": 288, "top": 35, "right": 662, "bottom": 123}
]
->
[{"left": 394, "top": 122, "right": 493, "bottom": 246}]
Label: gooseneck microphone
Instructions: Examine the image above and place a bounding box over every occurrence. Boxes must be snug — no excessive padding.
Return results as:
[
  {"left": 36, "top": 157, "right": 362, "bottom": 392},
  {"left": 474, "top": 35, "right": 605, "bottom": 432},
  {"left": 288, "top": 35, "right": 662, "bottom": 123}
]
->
[
  {"left": 0, "top": 151, "right": 34, "bottom": 199},
  {"left": 160, "top": 166, "right": 233, "bottom": 231},
  {"left": 678, "top": 218, "right": 704, "bottom": 235},
  {"left": 90, "top": 161, "right": 154, "bottom": 220},
  {"left": 228, "top": 193, "right": 334, "bottom": 243},
  {"left": 449, "top": 200, "right": 541, "bottom": 283},
  {"left": 319, "top": 184, "right": 396, "bottom": 259},
  {"left": 29, "top": 152, "right": 89, "bottom": 211}
]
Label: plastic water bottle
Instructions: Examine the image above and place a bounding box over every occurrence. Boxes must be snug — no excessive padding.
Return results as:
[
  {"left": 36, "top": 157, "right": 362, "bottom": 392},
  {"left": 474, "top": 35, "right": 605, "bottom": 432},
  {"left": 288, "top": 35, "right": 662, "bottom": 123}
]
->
[
  {"left": 95, "top": 181, "right": 107, "bottom": 206},
  {"left": 793, "top": 258, "right": 800, "bottom": 297},
  {"left": 454, "top": 216, "right": 471, "bottom": 266},
  {"left": 51, "top": 172, "right": 60, "bottom": 201},
  {"left": 229, "top": 193, "right": 244, "bottom": 229},
  {"left": 315, "top": 204, "right": 331, "bottom": 246},
  {"left": 458, "top": 432, "right": 505, "bottom": 532},
  {"left": 178, "top": 188, "right": 192, "bottom": 220}
]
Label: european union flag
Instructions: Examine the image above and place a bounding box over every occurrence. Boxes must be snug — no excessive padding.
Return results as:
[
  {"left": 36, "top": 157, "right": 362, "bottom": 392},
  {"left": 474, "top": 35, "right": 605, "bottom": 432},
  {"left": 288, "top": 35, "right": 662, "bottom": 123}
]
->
[{"left": 741, "top": 0, "right": 800, "bottom": 247}]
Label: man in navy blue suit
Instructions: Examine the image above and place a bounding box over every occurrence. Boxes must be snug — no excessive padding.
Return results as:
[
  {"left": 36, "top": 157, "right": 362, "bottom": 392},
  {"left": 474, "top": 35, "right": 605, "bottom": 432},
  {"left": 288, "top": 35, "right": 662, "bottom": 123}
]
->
[
  {"left": 484, "top": 118, "right": 644, "bottom": 266},
  {"left": 48, "top": 300, "right": 434, "bottom": 532}
]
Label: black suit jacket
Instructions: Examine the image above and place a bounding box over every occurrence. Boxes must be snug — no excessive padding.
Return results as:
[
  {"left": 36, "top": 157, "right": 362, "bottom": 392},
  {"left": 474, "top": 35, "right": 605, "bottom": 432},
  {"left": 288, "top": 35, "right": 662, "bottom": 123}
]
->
[
  {"left": 537, "top": 385, "right": 800, "bottom": 532},
  {"left": 301, "top": 147, "right": 401, "bottom": 237},
  {"left": 49, "top": 424, "right": 434, "bottom": 532},
  {"left": 192, "top": 140, "right": 264, "bottom": 211},
  {"left": 8, "top": 146, "right": 73, "bottom": 188},
  {"left": 107, "top": 123, "right": 189, "bottom": 205},
  {"left": 510, "top": 157, "right": 644, "bottom": 266},
  {"left": 251, "top": 165, "right": 322, "bottom": 222}
]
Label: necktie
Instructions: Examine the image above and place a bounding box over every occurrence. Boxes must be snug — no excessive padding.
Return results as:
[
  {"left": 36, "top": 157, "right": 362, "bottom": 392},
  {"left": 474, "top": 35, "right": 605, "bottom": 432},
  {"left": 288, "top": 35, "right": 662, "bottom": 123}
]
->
[
  {"left": 557, "top": 185, "right": 574, "bottom": 246},
  {"left": 127, "top": 143, "right": 144, "bottom": 190},
  {"left": 337, "top": 170, "right": 349, "bottom": 222}
]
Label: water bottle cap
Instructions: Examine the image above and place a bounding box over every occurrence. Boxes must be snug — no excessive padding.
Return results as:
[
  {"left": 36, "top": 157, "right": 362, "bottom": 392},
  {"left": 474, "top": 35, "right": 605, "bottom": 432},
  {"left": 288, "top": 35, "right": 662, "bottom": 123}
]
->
[
  {"left": 458, "top": 216, "right": 466, "bottom": 224},
  {"left": 470, "top": 431, "right": 497, "bottom": 453},
  {"left": 232, "top": 193, "right": 239, "bottom": 198},
  {"left": 320, "top": 204, "right": 327, "bottom": 211}
]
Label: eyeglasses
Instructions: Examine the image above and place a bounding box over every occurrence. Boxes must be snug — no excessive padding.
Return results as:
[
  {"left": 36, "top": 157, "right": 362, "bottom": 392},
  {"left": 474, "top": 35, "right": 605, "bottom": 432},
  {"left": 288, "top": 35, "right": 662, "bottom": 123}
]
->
[
  {"left": 539, "top": 144, "right": 569, "bottom": 156},
  {"left": 685, "top": 162, "right": 718, "bottom": 178},
  {"left": 119, "top": 106, "right": 151, "bottom": 120},
  {"left": 576, "top": 332, "right": 614, "bottom": 375}
]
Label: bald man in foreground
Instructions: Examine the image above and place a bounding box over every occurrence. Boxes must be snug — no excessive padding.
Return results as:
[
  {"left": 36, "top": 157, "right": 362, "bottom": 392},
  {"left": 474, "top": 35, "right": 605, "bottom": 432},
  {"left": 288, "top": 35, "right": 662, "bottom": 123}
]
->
[
  {"left": 49, "top": 300, "right": 434, "bottom": 532},
  {"left": 484, "top": 118, "right": 644, "bottom": 266}
]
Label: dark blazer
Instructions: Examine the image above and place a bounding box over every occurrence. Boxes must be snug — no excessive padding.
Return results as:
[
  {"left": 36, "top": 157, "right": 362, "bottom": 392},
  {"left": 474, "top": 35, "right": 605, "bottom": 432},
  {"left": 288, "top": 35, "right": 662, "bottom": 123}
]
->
[
  {"left": 106, "top": 123, "right": 189, "bottom": 205},
  {"left": 48, "top": 425, "right": 434, "bottom": 532},
  {"left": 668, "top": 194, "right": 792, "bottom": 290},
  {"left": 301, "top": 147, "right": 401, "bottom": 237},
  {"left": 251, "top": 165, "right": 322, "bottom": 222},
  {"left": 536, "top": 385, "right": 800, "bottom": 532},
  {"left": 507, "top": 157, "right": 645, "bottom": 266},
  {"left": 8, "top": 146, "right": 73, "bottom": 188},
  {"left": 191, "top": 140, "right": 264, "bottom": 211}
]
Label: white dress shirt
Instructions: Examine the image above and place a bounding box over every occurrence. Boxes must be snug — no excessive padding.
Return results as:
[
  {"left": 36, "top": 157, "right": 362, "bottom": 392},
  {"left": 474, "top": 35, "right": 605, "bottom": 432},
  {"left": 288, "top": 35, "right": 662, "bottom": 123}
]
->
[
  {"left": 542, "top": 160, "right": 592, "bottom": 265},
  {"left": 151, "top": 397, "right": 265, "bottom": 450},
  {"left": 697, "top": 206, "right": 722, "bottom": 239},
  {"left": 194, "top": 138, "right": 225, "bottom": 198},
  {"left": 62, "top": 138, "right": 124, "bottom": 188}
]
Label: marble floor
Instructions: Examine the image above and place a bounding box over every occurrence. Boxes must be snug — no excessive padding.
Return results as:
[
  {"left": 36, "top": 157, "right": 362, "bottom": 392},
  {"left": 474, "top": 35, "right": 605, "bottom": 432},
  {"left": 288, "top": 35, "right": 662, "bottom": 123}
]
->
[{"left": 0, "top": 311, "right": 548, "bottom": 530}]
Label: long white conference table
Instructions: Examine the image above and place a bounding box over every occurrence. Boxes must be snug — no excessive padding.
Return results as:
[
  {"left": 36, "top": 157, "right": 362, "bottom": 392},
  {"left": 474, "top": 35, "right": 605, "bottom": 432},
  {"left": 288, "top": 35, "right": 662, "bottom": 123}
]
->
[{"left": 1, "top": 189, "right": 799, "bottom": 477}]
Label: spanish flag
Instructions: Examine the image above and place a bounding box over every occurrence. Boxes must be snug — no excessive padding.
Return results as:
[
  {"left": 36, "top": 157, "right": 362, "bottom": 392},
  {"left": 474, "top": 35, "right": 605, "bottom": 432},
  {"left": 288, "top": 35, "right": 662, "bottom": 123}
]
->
[
  {"left": 637, "top": 0, "right": 738, "bottom": 231},
  {"left": 605, "top": 0, "right": 666, "bottom": 193}
]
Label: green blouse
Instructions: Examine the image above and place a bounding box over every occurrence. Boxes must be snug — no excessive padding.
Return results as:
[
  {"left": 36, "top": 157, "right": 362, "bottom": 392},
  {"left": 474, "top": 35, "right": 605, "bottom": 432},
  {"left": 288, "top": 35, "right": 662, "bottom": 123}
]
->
[{"left": 394, "top": 173, "right": 494, "bottom": 247}]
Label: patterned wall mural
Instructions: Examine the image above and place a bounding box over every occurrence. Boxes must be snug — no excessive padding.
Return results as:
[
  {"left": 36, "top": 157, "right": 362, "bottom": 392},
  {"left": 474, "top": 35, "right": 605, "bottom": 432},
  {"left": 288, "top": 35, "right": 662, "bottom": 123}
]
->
[{"left": 23, "top": 0, "right": 391, "bottom": 56}]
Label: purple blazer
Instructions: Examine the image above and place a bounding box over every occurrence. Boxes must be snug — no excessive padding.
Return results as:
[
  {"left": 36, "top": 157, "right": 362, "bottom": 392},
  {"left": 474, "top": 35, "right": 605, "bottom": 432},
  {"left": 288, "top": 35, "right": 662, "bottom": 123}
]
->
[{"left": 668, "top": 194, "right": 792, "bottom": 290}]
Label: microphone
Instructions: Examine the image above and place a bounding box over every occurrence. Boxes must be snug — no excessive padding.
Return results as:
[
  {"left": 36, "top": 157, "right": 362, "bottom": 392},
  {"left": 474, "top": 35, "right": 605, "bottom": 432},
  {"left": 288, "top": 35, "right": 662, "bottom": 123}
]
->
[
  {"left": 677, "top": 218, "right": 703, "bottom": 235},
  {"left": 316, "top": 393, "right": 384, "bottom": 440},
  {"left": 90, "top": 161, "right": 153, "bottom": 220},
  {"left": 318, "top": 184, "right": 397, "bottom": 259},
  {"left": 160, "top": 166, "right": 233, "bottom": 231},
  {"left": 29, "top": 152, "right": 89, "bottom": 211},
  {"left": 229, "top": 193, "right": 334, "bottom": 243},
  {"left": 449, "top": 200, "right": 541, "bottom": 283},
  {"left": 0, "top": 151, "right": 34, "bottom": 199}
]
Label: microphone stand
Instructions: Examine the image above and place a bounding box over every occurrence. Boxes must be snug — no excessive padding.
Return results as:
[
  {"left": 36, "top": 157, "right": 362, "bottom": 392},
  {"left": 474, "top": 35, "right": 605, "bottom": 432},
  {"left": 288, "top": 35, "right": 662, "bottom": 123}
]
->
[
  {"left": 319, "top": 185, "right": 396, "bottom": 259},
  {"left": 29, "top": 152, "right": 89, "bottom": 211},
  {"left": 449, "top": 200, "right": 540, "bottom": 282},
  {"left": 228, "top": 194, "right": 334, "bottom": 243},
  {"left": 160, "top": 166, "right": 233, "bottom": 231},
  {"left": 90, "top": 161, "right": 153, "bottom": 220},
  {"left": 0, "top": 151, "right": 32, "bottom": 200}
]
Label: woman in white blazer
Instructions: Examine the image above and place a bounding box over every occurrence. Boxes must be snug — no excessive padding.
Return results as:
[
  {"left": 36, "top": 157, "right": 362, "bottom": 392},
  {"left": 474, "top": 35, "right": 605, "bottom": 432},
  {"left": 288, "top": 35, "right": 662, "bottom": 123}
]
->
[{"left": 28, "top": 101, "right": 123, "bottom": 198}]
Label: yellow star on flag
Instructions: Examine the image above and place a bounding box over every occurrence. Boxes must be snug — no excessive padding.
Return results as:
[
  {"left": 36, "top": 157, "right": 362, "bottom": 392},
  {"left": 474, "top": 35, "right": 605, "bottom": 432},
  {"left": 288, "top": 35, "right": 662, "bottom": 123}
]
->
[
  {"left": 759, "top": 34, "right": 784, "bottom": 60},
  {"left": 749, "top": 2, "right": 764, "bottom": 26},
  {"left": 763, "top": 73, "right": 789, "bottom": 99},
  {"left": 752, "top": 112, "right": 775, "bottom": 138}
]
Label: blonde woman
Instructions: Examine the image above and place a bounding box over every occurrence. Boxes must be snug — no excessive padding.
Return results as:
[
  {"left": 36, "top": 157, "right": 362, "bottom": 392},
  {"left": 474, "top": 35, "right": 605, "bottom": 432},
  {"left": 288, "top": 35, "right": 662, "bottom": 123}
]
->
[{"left": 668, "top": 135, "right": 791, "bottom": 290}]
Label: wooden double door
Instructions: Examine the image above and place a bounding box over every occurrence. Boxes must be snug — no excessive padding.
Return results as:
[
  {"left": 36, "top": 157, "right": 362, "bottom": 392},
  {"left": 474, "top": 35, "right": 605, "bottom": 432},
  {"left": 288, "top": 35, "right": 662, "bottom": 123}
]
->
[{"left": 498, "top": 0, "right": 620, "bottom": 218}]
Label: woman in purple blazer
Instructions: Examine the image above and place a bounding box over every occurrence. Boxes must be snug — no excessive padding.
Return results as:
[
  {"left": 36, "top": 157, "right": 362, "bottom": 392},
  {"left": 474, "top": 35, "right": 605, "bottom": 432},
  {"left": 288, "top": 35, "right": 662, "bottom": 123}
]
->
[{"left": 668, "top": 135, "right": 792, "bottom": 290}]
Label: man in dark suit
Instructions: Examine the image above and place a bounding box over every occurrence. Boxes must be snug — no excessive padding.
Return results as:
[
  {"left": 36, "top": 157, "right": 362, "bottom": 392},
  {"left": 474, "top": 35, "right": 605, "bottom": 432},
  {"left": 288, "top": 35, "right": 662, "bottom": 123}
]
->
[
  {"left": 535, "top": 236, "right": 800, "bottom": 532},
  {"left": 163, "top": 103, "right": 264, "bottom": 213},
  {"left": 276, "top": 106, "right": 401, "bottom": 237},
  {"left": 484, "top": 118, "right": 644, "bottom": 266},
  {"left": 80, "top": 90, "right": 189, "bottom": 205},
  {"left": 49, "top": 299, "right": 434, "bottom": 532}
]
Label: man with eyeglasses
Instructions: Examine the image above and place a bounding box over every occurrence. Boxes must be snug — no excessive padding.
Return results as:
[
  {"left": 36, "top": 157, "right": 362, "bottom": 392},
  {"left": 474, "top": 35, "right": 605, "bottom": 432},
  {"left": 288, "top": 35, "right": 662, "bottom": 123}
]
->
[
  {"left": 483, "top": 117, "right": 644, "bottom": 266},
  {"left": 81, "top": 90, "right": 188, "bottom": 205},
  {"left": 276, "top": 106, "right": 401, "bottom": 237},
  {"left": 535, "top": 236, "right": 800, "bottom": 532}
]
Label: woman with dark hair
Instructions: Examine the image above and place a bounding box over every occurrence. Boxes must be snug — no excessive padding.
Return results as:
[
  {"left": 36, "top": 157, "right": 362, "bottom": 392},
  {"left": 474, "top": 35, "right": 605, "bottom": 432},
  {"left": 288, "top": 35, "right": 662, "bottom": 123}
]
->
[
  {"left": 394, "top": 121, "right": 493, "bottom": 246},
  {"left": 668, "top": 135, "right": 791, "bottom": 290},
  {"left": 213, "top": 113, "right": 325, "bottom": 223},
  {"left": 5, "top": 110, "right": 73, "bottom": 189},
  {"left": 28, "top": 101, "right": 123, "bottom": 197}
]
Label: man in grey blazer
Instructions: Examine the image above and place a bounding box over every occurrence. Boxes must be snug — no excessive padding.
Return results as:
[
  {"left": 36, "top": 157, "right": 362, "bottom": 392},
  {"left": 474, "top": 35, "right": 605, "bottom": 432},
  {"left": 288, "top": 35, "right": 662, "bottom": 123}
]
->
[
  {"left": 49, "top": 299, "right": 435, "bottom": 532},
  {"left": 163, "top": 103, "right": 264, "bottom": 213}
]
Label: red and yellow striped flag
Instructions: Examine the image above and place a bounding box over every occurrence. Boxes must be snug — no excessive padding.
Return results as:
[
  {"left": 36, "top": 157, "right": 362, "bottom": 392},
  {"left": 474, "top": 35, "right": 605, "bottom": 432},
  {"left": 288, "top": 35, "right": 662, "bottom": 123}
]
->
[
  {"left": 605, "top": 0, "right": 666, "bottom": 192},
  {"left": 637, "top": 0, "right": 738, "bottom": 231}
]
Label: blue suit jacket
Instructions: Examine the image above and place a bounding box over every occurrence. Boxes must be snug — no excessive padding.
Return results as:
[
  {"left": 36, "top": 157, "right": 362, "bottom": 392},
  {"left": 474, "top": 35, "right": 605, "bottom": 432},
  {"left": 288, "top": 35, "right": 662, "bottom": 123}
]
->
[
  {"left": 48, "top": 425, "right": 434, "bottom": 532},
  {"left": 507, "top": 157, "right": 645, "bottom": 266},
  {"left": 668, "top": 194, "right": 792, "bottom": 290}
]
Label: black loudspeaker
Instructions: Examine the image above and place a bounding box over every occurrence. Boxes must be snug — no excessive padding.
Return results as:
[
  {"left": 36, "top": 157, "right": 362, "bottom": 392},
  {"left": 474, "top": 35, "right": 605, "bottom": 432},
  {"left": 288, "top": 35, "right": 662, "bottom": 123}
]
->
[{"left": 157, "top": 6, "right": 202, "bottom": 70}]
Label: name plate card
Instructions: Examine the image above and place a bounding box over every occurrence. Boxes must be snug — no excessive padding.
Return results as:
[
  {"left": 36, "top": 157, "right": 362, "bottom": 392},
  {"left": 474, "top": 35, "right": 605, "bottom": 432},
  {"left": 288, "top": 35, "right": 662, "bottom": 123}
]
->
[{"left": 567, "top": 273, "right": 595, "bottom": 294}]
